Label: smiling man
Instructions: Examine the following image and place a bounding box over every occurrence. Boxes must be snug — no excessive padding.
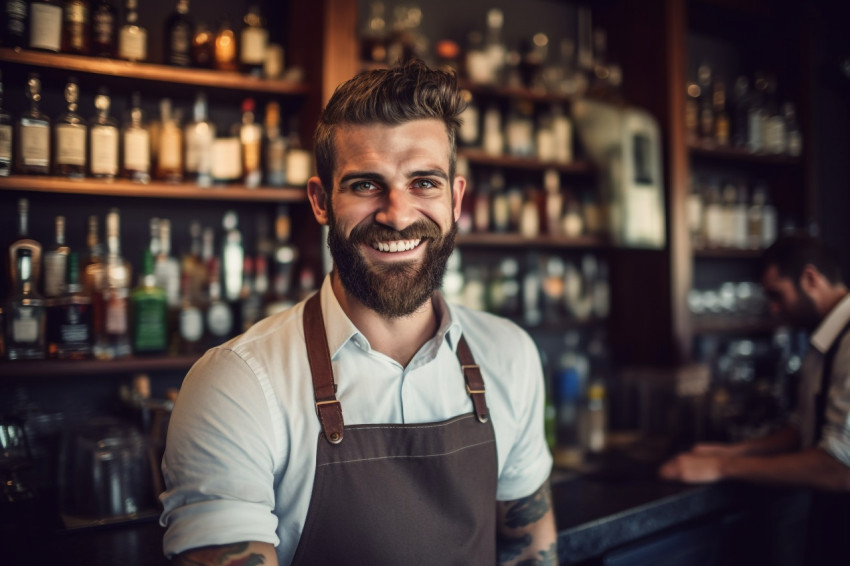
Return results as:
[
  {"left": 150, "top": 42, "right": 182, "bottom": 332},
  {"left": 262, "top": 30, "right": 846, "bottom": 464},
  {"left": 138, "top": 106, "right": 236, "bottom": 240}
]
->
[{"left": 160, "top": 59, "right": 557, "bottom": 566}]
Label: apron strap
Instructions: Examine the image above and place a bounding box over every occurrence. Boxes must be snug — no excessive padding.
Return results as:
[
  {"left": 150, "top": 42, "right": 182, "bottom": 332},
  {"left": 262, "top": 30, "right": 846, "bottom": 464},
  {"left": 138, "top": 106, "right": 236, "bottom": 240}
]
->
[
  {"left": 814, "top": 319, "right": 850, "bottom": 443},
  {"left": 304, "top": 292, "right": 344, "bottom": 444},
  {"left": 456, "top": 336, "right": 490, "bottom": 423}
]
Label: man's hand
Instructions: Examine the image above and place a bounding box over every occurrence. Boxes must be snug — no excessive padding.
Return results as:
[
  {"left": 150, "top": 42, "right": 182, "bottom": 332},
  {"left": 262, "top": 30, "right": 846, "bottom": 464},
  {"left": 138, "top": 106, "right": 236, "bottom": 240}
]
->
[
  {"left": 659, "top": 452, "right": 726, "bottom": 483},
  {"left": 496, "top": 481, "right": 558, "bottom": 566}
]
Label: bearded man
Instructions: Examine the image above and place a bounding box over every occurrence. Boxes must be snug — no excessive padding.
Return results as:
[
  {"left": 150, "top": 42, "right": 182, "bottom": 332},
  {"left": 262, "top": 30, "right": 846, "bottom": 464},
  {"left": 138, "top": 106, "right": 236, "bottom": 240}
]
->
[{"left": 160, "top": 59, "right": 557, "bottom": 566}]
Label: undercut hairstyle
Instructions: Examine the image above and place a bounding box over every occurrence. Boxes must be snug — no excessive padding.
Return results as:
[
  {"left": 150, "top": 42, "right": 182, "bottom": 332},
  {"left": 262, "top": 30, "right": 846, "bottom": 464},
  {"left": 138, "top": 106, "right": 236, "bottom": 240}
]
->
[
  {"left": 761, "top": 234, "right": 843, "bottom": 286},
  {"left": 313, "top": 58, "right": 466, "bottom": 195}
]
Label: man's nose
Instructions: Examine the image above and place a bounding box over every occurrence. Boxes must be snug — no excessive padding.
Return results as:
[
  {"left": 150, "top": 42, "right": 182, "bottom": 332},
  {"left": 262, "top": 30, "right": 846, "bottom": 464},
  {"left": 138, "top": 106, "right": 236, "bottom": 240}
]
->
[{"left": 374, "top": 188, "right": 417, "bottom": 231}]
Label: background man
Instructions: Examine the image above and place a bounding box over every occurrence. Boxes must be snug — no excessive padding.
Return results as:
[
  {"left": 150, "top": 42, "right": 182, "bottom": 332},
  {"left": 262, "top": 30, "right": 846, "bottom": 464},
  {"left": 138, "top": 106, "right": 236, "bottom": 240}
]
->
[{"left": 160, "top": 59, "right": 557, "bottom": 565}]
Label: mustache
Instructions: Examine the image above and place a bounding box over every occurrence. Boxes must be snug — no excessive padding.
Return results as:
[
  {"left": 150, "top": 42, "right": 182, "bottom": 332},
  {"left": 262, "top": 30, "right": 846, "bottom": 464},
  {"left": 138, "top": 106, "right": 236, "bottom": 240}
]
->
[{"left": 348, "top": 219, "right": 443, "bottom": 244}]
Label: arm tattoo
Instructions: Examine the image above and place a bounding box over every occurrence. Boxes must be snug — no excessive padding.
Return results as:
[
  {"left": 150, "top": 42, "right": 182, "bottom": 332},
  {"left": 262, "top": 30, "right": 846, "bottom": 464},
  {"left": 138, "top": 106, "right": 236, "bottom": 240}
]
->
[
  {"left": 173, "top": 542, "right": 266, "bottom": 566},
  {"left": 517, "top": 543, "right": 557, "bottom": 566},
  {"left": 502, "top": 483, "right": 552, "bottom": 528},
  {"left": 498, "top": 538, "right": 557, "bottom": 566}
]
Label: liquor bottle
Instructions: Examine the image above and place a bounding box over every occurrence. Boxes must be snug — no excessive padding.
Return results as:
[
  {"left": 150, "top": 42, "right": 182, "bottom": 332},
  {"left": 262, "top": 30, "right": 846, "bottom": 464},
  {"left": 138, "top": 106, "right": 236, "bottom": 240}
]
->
[
  {"left": 284, "top": 119, "right": 311, "bottom": 187},
  {"left": 89, "top": 0, "right": 116, "bottom": 56},
  {"left": 697, "top": 63, "right": 714, "bottom": 145},
  {"left": 130, "top": 249, "right": 167, "bottom": 355},
  {"left": 483, "top": 8, "right": 506, "bottom": 84},
  {"left": 731, "top": 76, "right": 750, "bottom": 149},
  {"left": 210, "top": 131, "right": 242, "bottom": 184},
  {"left": 267, "top": 204, "right": 297, "bottom": 314},
  {"left": 179, "top": 220, "right": 205, "bottom": 304},
  {"left": 747, "top": 72, "right": 768, "bottom": 153},
  {"left": 457, "top": 90, "right": 480, "bottom": 147},
  {"left": 164, "top": 0, "right": 193, "bottom": 67},
  {"left": 0, "top": 70, "right": 12, "bottom": 177},
  {"left": 118, "top": 0, "right": 146, "bottom": 62},
  {"left": 239, "top": 256, "right": 261, "bottom": 331},
  {"left": 62, "top": 0, "right": 90, "bottom": 54},
  {"left": 176, "top": 267, "right": 203, "bottom": 354},
  {"left": 184, "top": 92, "right": 214, "bottom": 187},
  {"left": 82, "top": 214, "right": 104, "bottom": 296},
  {"left": 4, "top": 248, "right": 46, "bottom": 360},
  {"left": 46, "top": 251, "right": 92, "bottom": 359},
  {"left": 16, "top": 73, "right": 51, "bottom": 175},
  {"left": 762, "top": 74, "right": 785, "bottom": 154},
  {"left": 239, "top": 4, "right": 267, "bottom": 76},
  {"left": 191, "top": 20, "right": 213, "bottom": 68},
  {"left": 552, "top": 104, "right": 572, "bottom": 164},
  {"left": 204, "top": 257, "right": 233, "bottom": 346},
  {"left": 89, "top": 87, "right": 119, "bottom": 179},
  {"left": 54, "top": 77, "right": 87, "bottom": 178},
  {"left": 221, "top": 210, "right": 244, "bottom": 303},
  {"left": 213, "top": 17, "right": 238, "bottom": 72},
  {"left": 240, "top": 98, "right": 263, "bottom": 188},
  {"left": 685, "top": 78, "right": 700, "bottom": 144},
  {"left": 505, "top": 100, "right": 534, "bottom": 157},
  {"left": 784, "top": 102, "right": 803, "bottom": 157},
  {"left": 154, "top": 218, "right": 181, "bottom": 310},
  {"left": 3, "top": 0, "right": 28, "bottom": 48},
  {"left": 43, "top": 215, "right": 71, "bottom": 299},
  {"left": 482, "top": 105, "right": 503, "bottom": 156},
  {"left": 122, "top": 91, "right": 151, "bottom": 183},
  {"left": 264, "top": 101, "right": 286, "bottom": 187},
  {"left": 8, "top": 199, "right": 42, "bottom": 290},
  {"left": 156, "top": 98, "right": 183, "bottom": 183},
  {"left": 713, "top": 77, "right": 730, "bottom": 147},
  {"left": 29, "top": 0, "right": 63, "bottom": 52},
  {"left": 94, "top": 208, "right": 131, "bottom": 359}
]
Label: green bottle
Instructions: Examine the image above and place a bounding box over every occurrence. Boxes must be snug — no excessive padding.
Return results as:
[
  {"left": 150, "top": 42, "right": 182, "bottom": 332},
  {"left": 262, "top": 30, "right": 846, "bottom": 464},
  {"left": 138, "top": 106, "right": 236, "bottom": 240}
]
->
[{"left": 131, "top": 249, "right": 168, "bottom": 354}]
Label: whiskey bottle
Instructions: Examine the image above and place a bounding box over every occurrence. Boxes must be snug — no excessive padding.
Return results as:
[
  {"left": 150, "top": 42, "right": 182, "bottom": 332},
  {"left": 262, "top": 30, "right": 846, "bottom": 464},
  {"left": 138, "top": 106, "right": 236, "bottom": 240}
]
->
[
  {"left": 89, "top": 88, "right": 119, "bottom": 179},
  {"left": 156, "top": 98, "right": 183, "bottom": 183},
  {"left": 81, "top": 214, "right": 104, "bottom": 342},
  {"left": 5, "top": 248, "right": 46, "bottom": 360},
  {"left": 54, "top": 77, "right": 87, "bottom": 178},
  {"left": 154, "top": 218, "right": 181, "bottom": 310},
  {"left": 204, "top": 257, "right": 233, "bottom": 346},
  {"left": 16, "top": 73, "right": 51, "bottom": 175},
  {"left": 213, "top": 17, "right": 238, "bottom": 72},
  {"left": 184, "top": 92, "right": 215, "bottom": 186},
  {"left": 164, "top": 0, "right": 193, "bottom": 67},
  {"left": 122, "top": 91, "right": 151, "bottom": 183},
  {"left": 46, "top": 251, "right": 92, "bottom": 359},
  {"left": 94, "top": 208, "right": 131, "bottom": 359},
  {"left": 264, "top": 101, "right": 286, "bottom": 187},
  {"left": 284, "top": 118, "right": 311, "bottom": 187},
  {"left": 179, "top": 220, "right": 205, "bottom": 304},
  {"left": 62, "top": 0, "right": 90, "bottom": 54},
  {"left": 221, "top": 210, "right": 244, "bottom": 303},
  {"left": 130, "top": 249, "right": 167, "bottom": 355},
  {"left": 43, "top": 215, "right": 71, "bottom": 299},
  {"left": 90, "top": 0, "right": 116, "bottom": 57},
  {"left": 697, "top": 63, "right": 714, "bottom": 145},
  {"left": 3, "top": 0, "right": 28, "bottom": 48},
  {"left": 191, "top": 20, "right": 214, "bottom": 68},
  {"left": 8, "top": 198, "right": 42, "bottom": 290},
  {"left": 29, "top": 0, "right": 63, "bottom": 52},
  {"left": 240, "top": 98, "right": 263, "bottom": 188},
  {"left": 713, "top": 77, "right": 730, "bottom": 147},
  {"left": 118, "top": 0, "right": 146, "bottom": 62},
  {"left": 239, "top": 4, "right": 267, "bottom": 77},
  {"left": 176, "top": 267, "right": 203, "bottom": 354},
  {"left": 0, "top": 70, "right": 12, "bottom": 177}
]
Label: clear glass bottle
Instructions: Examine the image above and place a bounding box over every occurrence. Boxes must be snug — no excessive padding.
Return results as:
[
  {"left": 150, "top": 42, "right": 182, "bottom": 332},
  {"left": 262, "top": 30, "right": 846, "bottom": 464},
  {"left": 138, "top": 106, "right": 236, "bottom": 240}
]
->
[
  {"left": 184, "top": 92, "right": 215, "bottom": 187},
  {"left": 457, "top": 89, "right": 479, "bottom": 147},
  {"left": 268, "top": 204, "right": 297, "bottom": 314},
  {"left": 62, "top": 0, "right": 90, "bottom": 54},
  {"left": 176, "top": 267, "right": 204, "bottom": 354},
  {"left": 43, "top": 215, "right": 70, "bottom": 299},
  {"left": 204, "top": 256, "right": 233, "bottom": 346},
  {"left": 130, "top": 249, "right": 167, "bottom": 355},
  {"left": 5, "top": 248, "right": 46, "bottom": 360},
  {"left": 154, "top": 218, "right": 181, "bottom": 310},
  {"left": 29, "top": 0, "right": 63, "bottom": 52},
  {"left": 239, "top": 4, "right": 267, "bottom": 76},
  {"left": 164, "top": 0, "right": 193, "bottom": 67},
  {"left": 89, "top": 87, "right": 119, "bottom": 179},
  {"left": 90, "top": 0, "right": 116, "bottom": 57},
  {"left": 118, "top": 0, "right": 146, "bottom": 62},
  {"left": 8, "top": 198, "right": 42, "bottom": 293},
  {"left": 54, "top": 77, "right": 87, "bottom": 178},
  {"left": 213, "top": 16, "right": 237, "bottom": 72},
  {"left": 0, "top": 70, "right": 12, "bottom": 177},
  {"left": 46, "top": 251, "right": 92, "bottom": 359},
  {"left": 240, "top": 98, "right": 263, "bottom": 188},
  {"left": 264, "top": 101, "right": 286, "bottom": 187},
  {"left": 94, "top": 208, "right": 131, "bottom": 359},
  {"left": 16, "top": 73, "right": 51, "bottom": 175},
  {"left": 284, "top": 118, "right": 311, "bottom": 187},
  {"left": 221, "top": 210, "right": 244, "bottom": 303},
  {"left": 156, "top": 98, "right": 183, "bottom": 183},
  {"left": 122, "top": 91, "right": 150, "bottom": 183}
]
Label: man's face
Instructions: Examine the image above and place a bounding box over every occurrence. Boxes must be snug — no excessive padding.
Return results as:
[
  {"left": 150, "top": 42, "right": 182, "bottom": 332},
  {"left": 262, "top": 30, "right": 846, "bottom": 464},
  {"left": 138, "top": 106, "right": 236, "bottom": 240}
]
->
[
  {"left": 762, "top": 264, "right": 820, "bottom": 329},
  {"left": 314, "top": 119, "right": 465, "bottom": 318}
]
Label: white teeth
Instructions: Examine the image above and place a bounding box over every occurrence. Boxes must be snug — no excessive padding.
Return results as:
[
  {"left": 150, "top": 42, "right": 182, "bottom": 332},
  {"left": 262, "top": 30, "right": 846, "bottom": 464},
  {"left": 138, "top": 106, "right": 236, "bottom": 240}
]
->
[{"left": 372, "top": 238, "right": 422, "bottom": 253}]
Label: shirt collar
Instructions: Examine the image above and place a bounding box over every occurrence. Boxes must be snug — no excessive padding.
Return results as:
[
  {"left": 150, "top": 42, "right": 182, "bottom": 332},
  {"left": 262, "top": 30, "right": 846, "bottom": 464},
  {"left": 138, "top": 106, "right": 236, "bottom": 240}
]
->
[{"left": 810, "top": 293, "right": 850, "bottom": 353}]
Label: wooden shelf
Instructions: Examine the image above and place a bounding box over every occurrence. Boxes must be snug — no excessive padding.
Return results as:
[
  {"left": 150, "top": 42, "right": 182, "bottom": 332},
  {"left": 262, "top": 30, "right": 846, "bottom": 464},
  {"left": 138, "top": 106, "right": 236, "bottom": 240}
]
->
[
  {"left": 688, "top": 142, "right": 801, "bottom": 167},
  {"left": 0, "top": 176, "right": 307, "bottom": 202},
  {"left": 0, "top": 48, "right": 312, "bottom": 96},
  {"left": 456, "top": 232, "right": 609, "bottom": 249},
  {"left": 459, "top": 148, "right": 595, "bottom": 174},
  {"left": 0, "top": 355, "right": 200, "bottom": 379}
]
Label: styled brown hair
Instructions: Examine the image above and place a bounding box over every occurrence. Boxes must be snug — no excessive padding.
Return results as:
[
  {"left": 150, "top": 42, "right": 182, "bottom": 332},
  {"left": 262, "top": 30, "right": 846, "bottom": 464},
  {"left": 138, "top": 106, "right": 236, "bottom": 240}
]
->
[
  {"left": 313, "top": 58, "right": 466, "bottom": 195},
  {"left": 761, "top": 234, "right": 843, "bottom": 286}
]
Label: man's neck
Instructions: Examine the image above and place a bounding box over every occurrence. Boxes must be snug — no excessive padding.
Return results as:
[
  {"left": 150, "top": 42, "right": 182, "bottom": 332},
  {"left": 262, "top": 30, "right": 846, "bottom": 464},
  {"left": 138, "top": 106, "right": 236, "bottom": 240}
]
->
[{"left": 330, "top": 274, "right": 439, "bottom": 367}]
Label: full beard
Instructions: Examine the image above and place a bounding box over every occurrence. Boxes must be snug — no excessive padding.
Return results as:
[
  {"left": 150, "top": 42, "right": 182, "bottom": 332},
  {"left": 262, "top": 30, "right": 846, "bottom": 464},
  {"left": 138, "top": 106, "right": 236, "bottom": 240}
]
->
[{"left": 327, "top": 211, "right": 457, "bottom": 318}]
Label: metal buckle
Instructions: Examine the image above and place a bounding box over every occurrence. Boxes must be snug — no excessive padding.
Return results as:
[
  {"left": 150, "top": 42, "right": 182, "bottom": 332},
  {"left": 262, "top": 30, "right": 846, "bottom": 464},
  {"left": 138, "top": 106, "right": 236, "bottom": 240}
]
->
[{"left": 466, "top": 384, "right": 485, "bottom": 395}]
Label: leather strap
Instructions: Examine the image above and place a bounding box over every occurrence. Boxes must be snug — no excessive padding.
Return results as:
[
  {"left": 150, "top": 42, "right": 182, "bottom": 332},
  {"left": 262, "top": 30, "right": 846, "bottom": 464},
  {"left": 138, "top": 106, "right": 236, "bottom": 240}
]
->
[
  {"left": 456, "top": 336, "right": 490, "bottom": 423},
  {"left": 304, "top": 292, "right": 344, "bottom": 444}
]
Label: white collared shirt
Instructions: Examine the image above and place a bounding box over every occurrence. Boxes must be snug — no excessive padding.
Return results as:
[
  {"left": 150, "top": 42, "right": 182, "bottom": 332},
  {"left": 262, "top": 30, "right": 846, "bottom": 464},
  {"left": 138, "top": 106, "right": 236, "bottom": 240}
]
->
[{"left": 160, "top": 275, "right": 553, "bottom": 564}]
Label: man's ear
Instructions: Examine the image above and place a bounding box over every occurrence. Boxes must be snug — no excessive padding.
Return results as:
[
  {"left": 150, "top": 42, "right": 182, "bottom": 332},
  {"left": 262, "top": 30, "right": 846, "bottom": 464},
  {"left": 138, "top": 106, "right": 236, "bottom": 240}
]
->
[
  {"left": 799, "top": 264, "right": 822, "bottom": 294},
  {"left": 452, "top": 175, "right": 466, "bottom": 222},
  {"left": 307, "top": 176, "right": 329, "bottom": 226}
]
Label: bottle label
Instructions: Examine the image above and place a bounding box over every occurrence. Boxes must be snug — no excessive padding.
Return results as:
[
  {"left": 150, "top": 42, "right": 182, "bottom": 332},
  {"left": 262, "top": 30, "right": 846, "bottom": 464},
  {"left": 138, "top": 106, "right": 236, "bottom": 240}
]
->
[
  {"left": 211, "top": 138, "right": 242, "bottom": 181},
  {"left": 169, "top": 24, "right": 192, "bottom": 65},
  {"left": 119, "top": 26, "right": 147, "bottom": 61},
  {"left": 56, "top": 124, "right": 87, "bottom": 166},
  {"left": 29, "top": 3, "right": 62, "bottom": 51},
  {"left": 180, "top": 307, "right": 204, "bottom": 342},
  {"left": 20, "top": 121, "right": 50, "bottom": 167},
  {"left": 133, "top": 298, "right": 167, "bottom": 351},
  {"left": 240, "top": 27, "right": 268, "bottom": 65},
  {"left": 105, "top": 291, "right": 128, "bottom": 334},
  {"left": 159, "top": 128, "right": 182, "bottom": 170},
  {"left": 60, "top": 302, "right": 92, "bottom": 343},
  {"left": 5, "top": 0, "right": 27, "bottom": 36},
  {"left": 207, "top": 302, "right": 232, "bottom": 337},
  {"left": 91, "top": 125, "right": 119, "bottom": 175},
  {"left": 123, "top": 128, "right": 151, "bottom": 171},
  {"left": 13, "top": 309, "right": 40, "bottom": 343},
  {"left": 44, "top": 252, "right": 67, "bottom": 297},
  {"left": 0, "top": 124, "right": 11, "bottom": 162},
  {"left": 184, "top": 126, "right": 214, "bottom": 174},
  {"left": 93, "top": 10, "right": 114, "bottom": 44},
  {"left": 65, "top": 4, "right": 89, "bottom": 50},
  {"left": 285, "top": 149, "right": 312, "bottom": 186}
]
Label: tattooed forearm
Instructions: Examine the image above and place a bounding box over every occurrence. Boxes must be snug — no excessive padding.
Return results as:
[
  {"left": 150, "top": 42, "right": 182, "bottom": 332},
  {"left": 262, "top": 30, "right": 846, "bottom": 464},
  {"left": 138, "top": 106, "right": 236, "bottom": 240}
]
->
[
  {"left": 516, "top": 542, "right": 557, "bottom": 566},
  {"left": 502, "top": 482, "right": 552, "bottom": 528},
  {"left": 497, "top": 481, "right": 557, "bottom": 566},
  {"left": 173, "top": 542, "right": 266, "bottom": 566},
  {"left": 497, "top": 533, "right": 532, "bottom": 562}
]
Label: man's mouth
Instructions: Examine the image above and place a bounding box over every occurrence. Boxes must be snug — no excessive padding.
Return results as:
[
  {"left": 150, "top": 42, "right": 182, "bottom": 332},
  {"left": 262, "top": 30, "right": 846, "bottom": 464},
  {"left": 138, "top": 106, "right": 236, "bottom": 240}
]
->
[{"left": 370, "top": 238, "right": 422, "bottom": 253}]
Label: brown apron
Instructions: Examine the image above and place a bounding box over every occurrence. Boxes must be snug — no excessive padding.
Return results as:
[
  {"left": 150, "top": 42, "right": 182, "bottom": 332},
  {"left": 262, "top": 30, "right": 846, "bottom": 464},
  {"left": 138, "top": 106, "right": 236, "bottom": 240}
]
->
[{"left": 289, "top": 293, "right": 498, "bottom": 566}]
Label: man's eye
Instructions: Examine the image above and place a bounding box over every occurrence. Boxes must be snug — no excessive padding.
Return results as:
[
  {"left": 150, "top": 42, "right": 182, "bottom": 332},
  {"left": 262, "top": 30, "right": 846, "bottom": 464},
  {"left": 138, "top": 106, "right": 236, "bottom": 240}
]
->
[
  {"left": 413, "top": 179, "right": 437, "bottom": 189},
  {"left": 352, "top": 181, "right": 377, "bottom": 192}
]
